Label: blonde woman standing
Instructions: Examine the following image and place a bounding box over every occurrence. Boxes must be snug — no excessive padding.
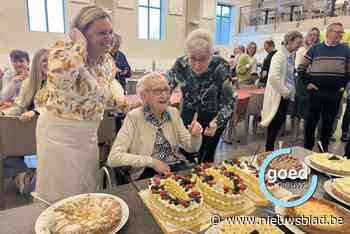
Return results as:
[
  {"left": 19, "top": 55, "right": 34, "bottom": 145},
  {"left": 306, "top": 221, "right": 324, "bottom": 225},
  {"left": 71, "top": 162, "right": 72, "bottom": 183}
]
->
[
  {"left": 1, "top": 49, "right": 48, "bottom": 195},
  {"left": 35, "top": 6, "right": 129, "bottom": 202}
]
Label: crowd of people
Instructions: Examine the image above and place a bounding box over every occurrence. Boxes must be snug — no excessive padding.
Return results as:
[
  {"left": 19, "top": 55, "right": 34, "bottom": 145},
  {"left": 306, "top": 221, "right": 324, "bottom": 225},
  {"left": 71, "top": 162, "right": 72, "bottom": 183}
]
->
[{"left": 1, "top": 5, "right": 350, "bottom": 203}]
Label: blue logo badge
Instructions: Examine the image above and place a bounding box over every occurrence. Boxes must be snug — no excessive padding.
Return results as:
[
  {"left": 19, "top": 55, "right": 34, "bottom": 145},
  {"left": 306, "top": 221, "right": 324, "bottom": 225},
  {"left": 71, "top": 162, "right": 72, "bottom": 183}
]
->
[{"left": 258, "top": 148, "right": 318, "bottom": 207}]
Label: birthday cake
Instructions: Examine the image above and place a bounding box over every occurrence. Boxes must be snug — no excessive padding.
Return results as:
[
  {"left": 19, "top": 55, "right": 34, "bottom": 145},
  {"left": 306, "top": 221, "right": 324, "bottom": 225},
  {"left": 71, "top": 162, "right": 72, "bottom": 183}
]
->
[
  {"left": 192, "top": 163, "right": 249, "bottom": 212},
  {"left": 223, "top": 159, "right": 278, "bottom": 201},
  {"left": 148, "top": 173, "right": 202, "bottom": 226}
]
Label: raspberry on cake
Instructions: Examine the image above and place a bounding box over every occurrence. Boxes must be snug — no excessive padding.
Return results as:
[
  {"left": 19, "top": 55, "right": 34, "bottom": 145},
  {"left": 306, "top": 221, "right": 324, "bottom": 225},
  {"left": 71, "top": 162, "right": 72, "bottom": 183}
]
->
[
  {"left": 148, "top": 173, "right": 202, "bottom": 226},
  {"left": 223, "top": 159, "right": 278, "bottom": 203},
  {"left": 192, "top": 163, "right": 249, "bottom": 212}
]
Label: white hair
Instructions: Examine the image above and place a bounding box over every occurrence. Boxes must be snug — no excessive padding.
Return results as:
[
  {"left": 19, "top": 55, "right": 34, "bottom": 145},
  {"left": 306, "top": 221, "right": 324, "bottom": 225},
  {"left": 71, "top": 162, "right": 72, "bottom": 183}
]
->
[
  {"left": 185, "top": 29, "right": 214, "bottom": 55},
  {"left": 136, "top": 73, "right": 166, "bottom": 96}
]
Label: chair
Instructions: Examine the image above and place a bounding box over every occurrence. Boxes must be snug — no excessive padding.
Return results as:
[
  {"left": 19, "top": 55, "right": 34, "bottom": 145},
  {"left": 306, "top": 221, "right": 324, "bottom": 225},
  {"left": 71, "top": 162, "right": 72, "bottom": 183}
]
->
[
  {"left": 97, "top": 110, "right": 119, "bottom": 164},
  {"left": 242, "top": 93, "right": 264, "bottom": 144},
  {"left": 0, "top": 116, "right": 37, "bottom": 210},
  {"left": 97, "top": 110, "right": 130, "bottom": 186},
  {"left": 223, "top": 96, "right": 248, "bottom": 148}
]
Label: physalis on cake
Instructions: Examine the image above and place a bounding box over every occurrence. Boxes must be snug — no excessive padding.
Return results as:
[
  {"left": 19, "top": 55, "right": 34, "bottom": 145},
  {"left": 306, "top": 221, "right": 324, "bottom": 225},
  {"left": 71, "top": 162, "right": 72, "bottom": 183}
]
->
[
  {"left": 148, "top": 173, "right": 202, "bottom": 226},
  {"left": 222, "top": 159, "right": 279, "bottom": 204},
  {"left": 192, "top": 163, "right": 249, "bottom": 212}
]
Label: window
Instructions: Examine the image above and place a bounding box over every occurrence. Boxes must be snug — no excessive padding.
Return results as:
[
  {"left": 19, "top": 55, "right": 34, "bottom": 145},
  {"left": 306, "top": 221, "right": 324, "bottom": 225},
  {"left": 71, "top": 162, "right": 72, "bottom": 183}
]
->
[
  {"left": 138, "top": 0, "right": 164, "bottom": 40},
  {"left": 215, "top": 4, "right": 234, "bottom": 45},
  {"left": 27, "top": 0, "right": 66, "bottom": 33}
]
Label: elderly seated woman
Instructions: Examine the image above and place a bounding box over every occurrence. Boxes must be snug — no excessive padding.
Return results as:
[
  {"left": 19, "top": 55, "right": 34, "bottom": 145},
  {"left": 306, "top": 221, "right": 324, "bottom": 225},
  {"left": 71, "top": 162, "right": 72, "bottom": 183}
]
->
[{"left": 107, "top": 73, "right": 203, "bottom": 180}]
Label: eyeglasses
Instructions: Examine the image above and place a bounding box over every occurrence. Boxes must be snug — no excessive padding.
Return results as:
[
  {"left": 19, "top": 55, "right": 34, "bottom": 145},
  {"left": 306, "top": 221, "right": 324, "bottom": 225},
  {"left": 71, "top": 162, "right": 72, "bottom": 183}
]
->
[
  {"left": 333, "top": 30, "right": 345, "bottom": 34},
  {"left": 188, "top": 55, "right": 211, "bottom": 63},
  {"left": 146, "top": 88, "right": 171, "bottom": 96}
]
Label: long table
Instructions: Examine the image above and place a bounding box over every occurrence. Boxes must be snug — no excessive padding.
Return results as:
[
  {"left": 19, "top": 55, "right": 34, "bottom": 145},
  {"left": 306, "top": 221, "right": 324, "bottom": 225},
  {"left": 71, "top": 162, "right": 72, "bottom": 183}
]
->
[{"left": 0, "top": 147, "right": 348, "bottom": 234}]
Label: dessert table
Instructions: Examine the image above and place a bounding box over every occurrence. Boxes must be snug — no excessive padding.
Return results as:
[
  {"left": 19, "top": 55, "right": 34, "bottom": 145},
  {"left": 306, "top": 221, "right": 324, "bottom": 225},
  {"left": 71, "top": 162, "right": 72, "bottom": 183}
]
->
[{"left": 0, "top": 146, "right": 348, "bottom": 234}]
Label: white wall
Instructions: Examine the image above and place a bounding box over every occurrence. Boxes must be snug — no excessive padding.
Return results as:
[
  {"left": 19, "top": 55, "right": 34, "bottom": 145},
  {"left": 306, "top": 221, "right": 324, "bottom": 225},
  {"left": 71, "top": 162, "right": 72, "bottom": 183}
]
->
[{"left": 2, "top": 0, "right": 350, "bottom": 70}]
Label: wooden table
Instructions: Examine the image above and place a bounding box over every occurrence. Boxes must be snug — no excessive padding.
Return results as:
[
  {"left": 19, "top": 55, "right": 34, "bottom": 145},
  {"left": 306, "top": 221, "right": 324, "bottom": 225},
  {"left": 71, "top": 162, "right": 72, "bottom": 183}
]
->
[
  {"left": 0, "top": 183, "right": 163, "bottom": 234},
  {"left": 1, "top": 147, "right": 348, "bottom": 234}
]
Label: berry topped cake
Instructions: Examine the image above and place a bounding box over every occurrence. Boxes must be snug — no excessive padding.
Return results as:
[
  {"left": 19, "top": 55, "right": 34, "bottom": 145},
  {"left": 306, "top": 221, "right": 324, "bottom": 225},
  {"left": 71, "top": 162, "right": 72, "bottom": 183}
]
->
[
  {"left": 148, "top": 173, "right": 202, "bottom": 226},
  {"left": 223, "top": 159, "right": 278, "bottom": 201},
  {"left": 192, "top": 163, "right": 249, "bottom": 212}
]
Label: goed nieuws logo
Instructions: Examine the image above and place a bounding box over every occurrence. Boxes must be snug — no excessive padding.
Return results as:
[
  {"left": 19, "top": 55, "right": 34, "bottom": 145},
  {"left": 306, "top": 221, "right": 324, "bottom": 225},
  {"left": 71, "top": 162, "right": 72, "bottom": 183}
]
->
[{"left": 258, "top": 148, "right": 318, "bottom": 208}]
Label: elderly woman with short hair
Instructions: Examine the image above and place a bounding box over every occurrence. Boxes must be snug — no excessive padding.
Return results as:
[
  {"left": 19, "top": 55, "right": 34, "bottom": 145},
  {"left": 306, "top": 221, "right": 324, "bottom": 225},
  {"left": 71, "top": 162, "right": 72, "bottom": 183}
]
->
[
  {"left": 167, "top": 29, "right": 234, "bottom": 163},
  {"left": 107, "top": 73, "right": 203, "bottom": 180},
  {"left": 35, "top": 5, "right": 131, "bottom": 202},
  {"left": 261, "top": 31, "right": 304, "bottom": 151}
]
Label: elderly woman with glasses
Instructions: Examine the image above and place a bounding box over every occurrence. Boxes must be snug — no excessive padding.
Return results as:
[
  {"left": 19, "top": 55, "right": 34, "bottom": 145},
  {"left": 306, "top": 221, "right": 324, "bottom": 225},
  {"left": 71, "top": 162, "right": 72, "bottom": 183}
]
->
[
  {"left": 107, "top": 73, "right": 203, "bottom": 180},
  {"left": 166, "top": 29, "right": 234, "bottom": 163}
]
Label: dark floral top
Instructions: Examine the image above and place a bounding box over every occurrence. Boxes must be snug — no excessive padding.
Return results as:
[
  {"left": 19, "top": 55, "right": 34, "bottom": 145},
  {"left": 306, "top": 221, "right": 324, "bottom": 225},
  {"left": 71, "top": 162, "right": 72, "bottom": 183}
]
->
[{"left": 166, "top": 55, "right": 234, "bottom": 128}]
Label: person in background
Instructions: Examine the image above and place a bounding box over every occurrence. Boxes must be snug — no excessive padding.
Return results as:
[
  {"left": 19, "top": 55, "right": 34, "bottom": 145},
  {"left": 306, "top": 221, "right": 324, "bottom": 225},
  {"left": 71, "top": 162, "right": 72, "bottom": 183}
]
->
[
  {"left": 167, "top": 29, "right": 234, "bottom": 163},
  {"left": 298, "top": 22, "right": 350, "bottom": 152},
  {"left": 110, "top": 33, "right": 131, "bottom": 94},
  {"left": 1, "top": 50, "right": 30, "bottom": 103},
  {"left": 1, "top": 49, "right": 49, "bottom": 195},
  {"left": 2, "top": 48, "right": 49, "bottom": 118},
  {"left": 236, "top": 42, "right": 258, "bottom": 86},
  {"left": 258, "top": 39, "right": 277, "bottom": 88},
  {"left": 35, "top": 5, "right": 132, "bottom": 203},
  {"left": 229, "top": 45, "right": 245, "bottom": 78},
  {"left": 107, "top": 73, "right": 202, "bottom": 180},
  {"left": 261, "top": 31, "right": 303, "bottom": 151},
  {"left": 293, "top": 27, "right": 320, "bottom": 141}
]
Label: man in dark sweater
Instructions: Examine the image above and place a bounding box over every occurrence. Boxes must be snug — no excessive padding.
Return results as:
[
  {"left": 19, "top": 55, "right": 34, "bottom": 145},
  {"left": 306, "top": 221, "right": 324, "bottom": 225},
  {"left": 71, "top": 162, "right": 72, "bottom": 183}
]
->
[
  {"left": 297, "top": 22, "right": 350, "bottom": 151},
  {"left": 258, "top": 40, "right": 277, "bottom": 87}
]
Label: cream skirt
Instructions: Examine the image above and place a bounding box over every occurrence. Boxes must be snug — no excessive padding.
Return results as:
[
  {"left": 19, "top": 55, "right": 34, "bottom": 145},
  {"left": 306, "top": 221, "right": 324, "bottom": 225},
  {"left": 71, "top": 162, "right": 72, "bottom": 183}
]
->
[{"left": 35, "top": 110, "right": 100, "bottom": 203}]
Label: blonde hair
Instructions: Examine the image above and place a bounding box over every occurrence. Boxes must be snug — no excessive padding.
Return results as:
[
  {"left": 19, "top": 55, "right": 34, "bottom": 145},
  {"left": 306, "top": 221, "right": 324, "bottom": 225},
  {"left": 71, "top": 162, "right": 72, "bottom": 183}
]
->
[
  {"left": 283, "top": 31, "right": 303, "bottom": 46},
  {"left": 136, "top": 73, "right": 167, "bottom": 96},
  {"left": 247, "top": 42, "right": 257, "bottom": 57},
  {"left": 21, "top": 49, "right": 49, "bottom": 108},
  {"left": 305, "top": 27, "right": 320, "bottom": 48},
  {"left": 71, "top": 5, "right": 111, "bottom": 32},
  {"left": 326, "top": 22, "right": 343, "bottom": 34},
  {"left": 185, "top": 29, "right": 214, "bottom": 55}
]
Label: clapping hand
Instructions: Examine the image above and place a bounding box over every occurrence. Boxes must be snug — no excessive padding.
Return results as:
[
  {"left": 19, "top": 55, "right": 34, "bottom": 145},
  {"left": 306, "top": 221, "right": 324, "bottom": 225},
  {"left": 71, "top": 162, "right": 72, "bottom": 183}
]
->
[
  {"left": 187, "top": 113, "right": 203, "bottom": 137},
  {"left": 204, "top": 118, "right": 218, "bottom": 137}
]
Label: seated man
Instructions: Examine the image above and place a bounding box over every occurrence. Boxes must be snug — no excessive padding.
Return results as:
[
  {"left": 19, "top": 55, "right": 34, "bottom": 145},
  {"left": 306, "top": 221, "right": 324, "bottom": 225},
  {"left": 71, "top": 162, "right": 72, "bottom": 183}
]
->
[
  {"left": 1, "top": 49, "right": 30, "bottom": 103},
  {"left": 107, "top": 73, "right": 203, "bottom": 180}
]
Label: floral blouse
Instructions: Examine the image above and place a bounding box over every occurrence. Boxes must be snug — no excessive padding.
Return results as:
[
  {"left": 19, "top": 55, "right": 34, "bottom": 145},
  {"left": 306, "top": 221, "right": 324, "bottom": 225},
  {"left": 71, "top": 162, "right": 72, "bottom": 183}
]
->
[{"left": 40, "top": 41, "right": 129, "bottom": 121}]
